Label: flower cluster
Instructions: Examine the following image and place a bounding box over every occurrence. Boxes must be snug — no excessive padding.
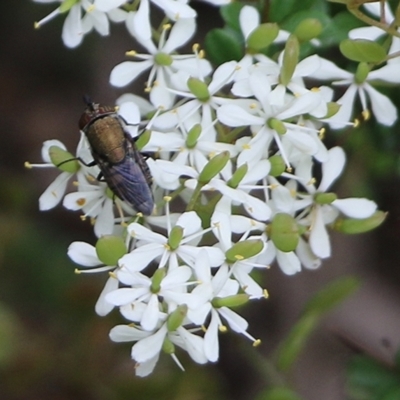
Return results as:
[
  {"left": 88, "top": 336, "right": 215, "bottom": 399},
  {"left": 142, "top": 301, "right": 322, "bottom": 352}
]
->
[{"left": 29, "top": 0, "right": 394, "bottom": 376}]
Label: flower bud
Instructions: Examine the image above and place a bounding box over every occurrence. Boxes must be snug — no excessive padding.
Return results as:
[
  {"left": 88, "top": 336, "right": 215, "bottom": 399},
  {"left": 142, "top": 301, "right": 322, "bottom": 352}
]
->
[
  {"left": 268, "top": 118, "right": 287, "bottom": 135},
  {"left": 315, "top": 192, "right": 337, "bottom": 205},
  {"left": 187, "top": 78, "right": 210, "bottom": 102},
  {"left": 269, "top": 155, "right": 286, "bottom": 177},
  {"left": 280, "top": 35, "right": 299, "bottom": 86},
  {"left": 212, "top": 294, "right": 250, "bottom": 308},
  {"left": 154, "top": 52, "right": 173, "bottom": 66},
  {"left": 167, "top": 304, "right": 188, "bottom": 332},
  {"left": 167, "top": 226, "right": 184, "bottom": 250},
  {"left": 247, "top": 23, "right": 279, "bottom": 52},
  {"left": 355, "top": 62, "right": 370, "bottom": 84},
  {"left": 185, "top": 124, "right": 202, "bottom": 149},
  {"left": 151, "top": 268, "right": 166, "bottom": 293},
  {"left": 228, "top": 163, "right": 248, "bottom": 189},
  {"left": 96, "top": 235, "right": 127, "bottom": 266},
  {"left": 162, "top": 337, "right": 175, "bottom": 354},
  {"left": 225, "top": 239, "right": 264, "bottom": 264},
  {"left": 198, "top": 151, "right": 230, "bottom": 184},
  {"left": 333, "top": 211, "right": 386, "bottom": 234},
  {"left": 294, "top": 18, "right": 322, "bottom": 42},
  {"left": 49, "top": 146, "right": 80, "bottom": 173},
  {"left": 60, "top": 0, "right": 80, "bottom": 13},
  {"left": 269, "top": 213, "right": 299, "bottom": 252},
  {"left": 135, "top": 129, "right": 151, "bottom": 151}
]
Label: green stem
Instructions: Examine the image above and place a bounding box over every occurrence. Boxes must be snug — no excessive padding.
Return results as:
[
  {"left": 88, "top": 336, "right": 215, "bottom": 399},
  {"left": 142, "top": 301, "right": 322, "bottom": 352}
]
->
[{"left": 186, "top": 182, "right": 204, "bottom": 211}]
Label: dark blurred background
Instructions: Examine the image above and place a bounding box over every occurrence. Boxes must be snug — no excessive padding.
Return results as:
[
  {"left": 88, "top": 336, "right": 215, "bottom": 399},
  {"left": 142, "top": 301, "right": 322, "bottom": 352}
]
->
[{"left": 1, "top": 2, "right": 400, "bottom": 400}]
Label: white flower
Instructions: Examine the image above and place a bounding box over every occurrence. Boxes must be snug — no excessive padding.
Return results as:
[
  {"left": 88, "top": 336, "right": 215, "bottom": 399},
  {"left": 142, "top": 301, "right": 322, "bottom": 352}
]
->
[
  {"left": 218, "top": 71, "right": 323, "bottom": 168},
  {"left": 111, "top": 8, "right": 211, "bottom": 108},
  {"left": 109, "top": 321, "right": 207, "bottom": 376},
  {"left": 34, "top": 0, "right": 127, "bottom": 48},
  {"left": 313, "top": 56, "right": 399, "bottom": 127},
  {"left": 106, "top": 265, "right": 202, "bottom": 331},
  {"left": 119, "top": 211, "right": 225, "bottom": 271},
  {"left": 67, "top": 241, "right": 120, "bottom": 316},
  {"left": 26, "top": 133, "right": 91, "bottom": 211},
  {"left": 294, "top": 148, "right": 377, "bottom": 258}
]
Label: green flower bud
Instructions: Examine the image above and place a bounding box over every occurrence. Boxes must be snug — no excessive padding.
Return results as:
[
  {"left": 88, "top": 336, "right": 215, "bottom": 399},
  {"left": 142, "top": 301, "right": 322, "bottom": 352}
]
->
[
  {"left": 269, "top": 213, "right": 299, "bottom": 252},
  {"left": 280, "top": 35, "right": 299, "bottom": 86},
  {"left": 294, "top": 18, "right": 322, "bottom": 42},
  {"left": 355, "top": 62, "right": 370, "bottom": 84},
  {"left": 323, "top": 102, "right": 341, "bottom": 118},
  {"left": 198, "top": 151, "right": 230, "bottom": 184},
  {"left": 96, "top": 235, "right": 127, "bottom": 266},
  {"left": 228, "top": 164, "right": 248, "bottom": 189},
  {"left": 212, "top": 293, "right": 250, "bottom": 308},
  {"left": 167, "top": 226, "right": 184, "bottom": 250},
  {"left": 162, "top": 337, "right": 175, "bottom": 354},
  {"left": 268, "top": 118, "right": 287, "bottom": 135},
  {"left": 167, "top": 304, "right": 188, "bottom": 332},
  {"left": 154, "top": 52, "right": 173, "bottom": 66},
  {"left": 315, "top": 192, "right": 337, "bottom": 205},
  {"left": 49, "top": 146, "right": 80, "bottom": 173},
  {"left": 247, "top": 23, "right": 279, "bottom": 52},
  {"left": 150, "top": 268, "right": 166, "bottom": 293},
  {"left": 225, "top": 239, "right": 264, "bottom": 264},
  {"left": 333, "top": 211, "right": 386, "bottom": 234},
  {"left": 60, "top": 0, "right": 80, "bottom": 13},
  {"left": 185, "top": 124, "right": 202, "bottom": 149},
  {"left": 269, "top": 155, "right": 286, "bottom": 177},
  {"left": 135, "top": 129, "right": 151, "bottom": 151},
  {"left": 187, "top": 78, "right": 210, "bottom": 102}
]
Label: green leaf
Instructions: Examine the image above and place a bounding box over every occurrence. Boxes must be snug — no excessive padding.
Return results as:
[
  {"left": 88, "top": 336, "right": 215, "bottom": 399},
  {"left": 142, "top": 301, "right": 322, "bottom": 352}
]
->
[
  {"left": 204, "top": 28, "right": 243, "bottom": 65},
  {"left": 340, "top": 39, "right": 387, "bottom": 63},
  {"left": 220, "top": 2, "right": 244, "bottom": 32},
  {"left": 334, "top": 211, "right": 387, "bottom": 234},
  {"left": 347, "top": 355, "right": 400, "bottom": 398},
  {"left": 255, "top": 387, "right": 303, "bottom": 400},
  {"left": 303, "top": 276, "right": 360, "bottom": 316},
  {"left": 276, "top": 313, "right": 318, "bottom": 371}
]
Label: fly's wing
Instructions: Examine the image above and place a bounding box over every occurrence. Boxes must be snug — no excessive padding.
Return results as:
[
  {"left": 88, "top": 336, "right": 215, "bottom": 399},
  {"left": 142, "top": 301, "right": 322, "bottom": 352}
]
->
[{"left": 99, "top": 140, "right": 154, "bottom": 215}]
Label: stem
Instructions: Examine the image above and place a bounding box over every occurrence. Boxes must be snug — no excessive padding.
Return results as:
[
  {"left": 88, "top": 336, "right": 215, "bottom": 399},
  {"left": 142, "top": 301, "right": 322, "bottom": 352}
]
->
[{"left": 186, "top": 182, "right": 204, "bottom": 211}]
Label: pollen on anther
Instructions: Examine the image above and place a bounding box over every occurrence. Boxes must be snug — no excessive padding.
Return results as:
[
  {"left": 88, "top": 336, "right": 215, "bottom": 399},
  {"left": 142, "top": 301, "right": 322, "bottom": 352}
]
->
[
  {"left": 198, "top": 50, "right": 205, "bottom": 59},
  {"left": 362, "top": 109, "right": 370, "bottom": 121},
  {"left": 126, "top": 50, "right": 137, "bottom": 57},
  {"left": 162, "top": 23, "right": 171, "bottom": 31},
  {"left": 263, "top": 289, "right": 269, "bottom": 298},
  {"left": 253, "top": 339, "right": 262, "bottom": 347},
  {"left": 87, "top": 4, "right": 95, "bottom": 12},
  {"left": 24, "top": 161, "right": 32, "bottom": 169},
  {"left": 249, "top": 103, "right": 257, "bottom": 109},
  {"left": 80, "top": 215, "right": 86, "bottom": 221},
  {"left": 192, "top": 43, "right": 200, "bottom": 52},
  {"left": 74, "top": 268, "right": 81, "bottom": 274},
  {"left": 76, "top": 198, "right": 86, "bottom": 206},
  {"left": 354, "top": 118, "right": 360, "bottom": 128},
  {"left": 318, "top": 128, "right": 326, "bottom": 139},
  {"left": 234, "top": 254, "right": 244, "bottom": 260},
  {"left": 109, "top": 271, "right": 118, "bottom": 279},
  {"left": 164, "top": 196, "right": 172, "bottom": 202},
  {"left": 242, "top": 143, "right": 251, "bottom": 150},
  {"left": 219, "top": 325, "right": 228, "bottom": 333},
  {"left": 34, "top": 22, "right": 40, "bottom": 29},
  {"left": 311, "top": 87, "right": 320, "bottom": 92}
]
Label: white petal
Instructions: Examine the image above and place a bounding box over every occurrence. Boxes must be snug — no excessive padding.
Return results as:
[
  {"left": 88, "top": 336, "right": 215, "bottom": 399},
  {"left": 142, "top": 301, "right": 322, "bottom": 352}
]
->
[
  {"left": 364, "top": 84, "right": 397, "bottom": 126},
  {"left": 204, "top": 309, "right": 220, "bottom": 362},
  {"left": 68, "top": 241, "right": 100, "bottom": 266},
  {"left": 276, "top": 250, "right": 302, "bottom": 275},
  {"left": 239, "top": 5, "right": 260, "bottom": 40},
  {"left": 109, "top": 324, "right": 150, "bottom": 342},
  {"left": 94, "top": 0, "right": 126, "bottom": 12},
  {"left": 163, "top": 18, "right": 196, "bottom": 53},
  {"left": 217, "top": 104, "right": 264, "bottom": 127},
  {"left": 284, "top": 129, "right": 318, "bottom": 155},
  {"left": 175, "top": 327, "right": 207, "bottom": 364},
  {"left": 152, "top": 0, "right": 196, "bottom": 20},
  {"left": 119, "top": 244, "right": 164, "bottom": 271},
  {"left": 62, "top": 4, "right": 83, "bottom": 48},
  {"left": 141, "top": 295, "right": 161, "bottom": 331},
  {"left": 131, "top": 324, "right": 168, "bottom": 362},
  {"left": 309, "top": 207, "right": 331, "bottom": 258},
  {"left": 208, "top": 61, "right": 238, "bottom": 94},
  {"left": 94, "top": 199, "right": 114, "bottom": 237},
  {"left": 135, "top": 355, "right": 159, "bottom": 377},
  {"left": 39, "top": 171, "right": 70, "bottom": 210},
  {"left": 319, "top": 146, "right": 346, "bottom": 192},
  {"left": 110, "top": 60, "right": 153, "bottom": 87},
  {"left": 95, "top": 276, "right": 119, "bottom": 316},
  {"left": 333, "top": 198, "right": 377, "bottom": 218},
  {"left": 218, "top": 307, "right": 248, "bottom": 333}
]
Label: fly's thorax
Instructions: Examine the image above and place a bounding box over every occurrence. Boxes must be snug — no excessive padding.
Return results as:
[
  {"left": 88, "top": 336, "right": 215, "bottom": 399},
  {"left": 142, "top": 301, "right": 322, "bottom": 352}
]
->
[{"left": 85, "top": 115, "right": 126, "bottom": 164}]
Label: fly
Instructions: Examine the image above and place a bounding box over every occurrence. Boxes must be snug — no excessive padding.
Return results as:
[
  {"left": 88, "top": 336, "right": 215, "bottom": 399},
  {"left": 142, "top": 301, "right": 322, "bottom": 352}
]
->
[{"left": 78, "top": 97, "right": 154, "bottom": 215}]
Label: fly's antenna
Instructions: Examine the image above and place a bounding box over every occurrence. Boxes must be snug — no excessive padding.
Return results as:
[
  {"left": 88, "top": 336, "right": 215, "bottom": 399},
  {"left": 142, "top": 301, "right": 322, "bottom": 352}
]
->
[{"left": 83, "top": 94, "right": 95, "bottom": 110}]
